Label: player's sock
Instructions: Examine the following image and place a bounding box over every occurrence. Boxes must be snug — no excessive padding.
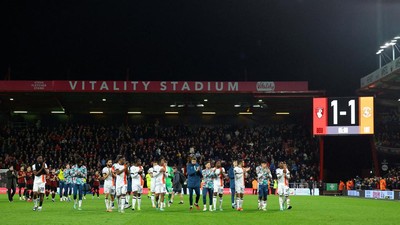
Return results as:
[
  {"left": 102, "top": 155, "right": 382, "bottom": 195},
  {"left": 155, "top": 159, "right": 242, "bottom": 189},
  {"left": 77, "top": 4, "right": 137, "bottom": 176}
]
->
[
  {"left": 213, "top": 196, "right": 217, "bottom": 209},
  {"left": 132, "top": 196, "right": 137, "bottom": 209},
  {"left": 239, "top": 198, "right": 243, "bottom": 209},
  {"left": 151, "top": 194, "right": 155, "bottom": 206},
  {"left": 78, "top": 200, "right": 82, "bottom": 208},
  {"left": 258, "top": 199, "right": 260, "bottom": 208},
  {"left": 34, "top": 198, "right": 38, "bottom": 208},
  {"left": 262, "top": 200, "right": 267, "bottom": 210},
  {"left": 109, "top": 199, "right": 113, "bottom": 210},
  {"left": 126, "top": 195, "right": 130, "bottom": 205},
  {"left": 137, "top": 197, "right": 141, "bottom": 209},
  {"left": 120, "top": 197, "right": 126, "bottom": 211},
  {"left": 279, "top": 196, "right": 284, "bottom": 210},
  {"left": 105, "top": 198, "right": 109, "bottom": 210},
  {"left": 168, "top": 194, "right": 171, "bottom": 201},
  {"left": 236, "top": 198, "right": 240, "bottom": 209},
  {"left": 283, "top": 196, "right": 287, "bottom": 208},
  {"left": 219, "top": 197, "right": 223, "bottom": 209},
  {"left": 287, "top": 198, "right": 291, "bottom": 208}
]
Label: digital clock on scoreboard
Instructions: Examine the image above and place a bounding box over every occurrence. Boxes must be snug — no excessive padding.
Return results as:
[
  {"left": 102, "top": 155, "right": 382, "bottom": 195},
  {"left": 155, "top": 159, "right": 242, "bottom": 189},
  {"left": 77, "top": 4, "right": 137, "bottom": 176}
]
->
[{"left": 313, "top": 97, "right": 374, "bottom": 135}]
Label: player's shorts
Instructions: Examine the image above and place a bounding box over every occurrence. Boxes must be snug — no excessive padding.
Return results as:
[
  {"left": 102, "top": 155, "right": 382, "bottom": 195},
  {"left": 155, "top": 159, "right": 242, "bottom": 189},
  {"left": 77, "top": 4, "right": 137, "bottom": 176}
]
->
[
  {"left": 235, "top": 185, "right": 245, "bottom": 194},
  {"left": 18, "top": 183, "right": 26, "bottom": 188},
  {"left": 173, "top": 187, "right": 182, "bottom": 194},
  {"left": 103, "top": 183, "right": 115, "bottom": 195},
  {"left": 50, "top": 186, "right": 57, "bottom": 192},
  {"left": 150, "top": 179, "right": 156, "bottom": 193},
  {"left": 132, "top": 183, "right": 143, "bottom": 193},
  {"left": 26, "top": 184, "right": 33, "bottom": 190},
  {"left": 258, "top": 184, "right": 268, "bottom": 197},
  {"left": 33, "top": 182, "right": 46, "bottom": 194},
  {"left": 213, "top": 184, "right": 224, "bottom": 194},
  {"left": 154, "top": 184, "right": 166, "bottom": 194},
  {"left": 277, "top": 184, "right": 290, "bottom": 196},
  {"left": 116, "top": 185, "right": 127, "bottom": 196}
]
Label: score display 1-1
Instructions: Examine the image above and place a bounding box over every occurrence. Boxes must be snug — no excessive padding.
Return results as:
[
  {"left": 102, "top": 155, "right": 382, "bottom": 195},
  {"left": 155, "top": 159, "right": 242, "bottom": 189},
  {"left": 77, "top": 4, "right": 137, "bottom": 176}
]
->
[{"left": 313, "top": 97, "right": 374, "bottom": 135}]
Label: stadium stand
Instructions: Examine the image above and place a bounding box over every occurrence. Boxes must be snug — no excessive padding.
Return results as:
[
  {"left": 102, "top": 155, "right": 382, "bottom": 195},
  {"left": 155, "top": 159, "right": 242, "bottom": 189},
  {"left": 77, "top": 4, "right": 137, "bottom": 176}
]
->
[{"left": 0, "top": 122, "right": 319, "bottom": 188}]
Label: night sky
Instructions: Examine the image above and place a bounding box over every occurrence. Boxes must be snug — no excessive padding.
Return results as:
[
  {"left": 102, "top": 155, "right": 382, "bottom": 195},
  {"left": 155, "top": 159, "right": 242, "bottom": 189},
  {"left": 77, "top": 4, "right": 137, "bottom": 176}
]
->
[{"left": 2, "top": 0, "right": 400, "bottom": 96}]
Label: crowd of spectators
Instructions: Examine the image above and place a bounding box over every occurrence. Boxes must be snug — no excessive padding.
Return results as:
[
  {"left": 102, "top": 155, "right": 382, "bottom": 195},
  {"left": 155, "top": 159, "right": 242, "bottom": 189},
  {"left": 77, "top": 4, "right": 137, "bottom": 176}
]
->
[
  {"left": 375, "top": 109, "right": 400, "bottom": 148},
  {"left": 0, "top": 122, "right": 319, "bottom": 188},
  {"left": 346, "top": 168, "right": 400, "bottom": 191}
]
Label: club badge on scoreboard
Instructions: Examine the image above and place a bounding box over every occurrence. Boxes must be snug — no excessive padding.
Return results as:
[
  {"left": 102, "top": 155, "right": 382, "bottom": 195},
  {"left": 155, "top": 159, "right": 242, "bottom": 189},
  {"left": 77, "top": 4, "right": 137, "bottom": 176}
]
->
[
  {"left": 315, "top": 107, "right": 324, "bottom": 119},
  {"left": 362, "top": 107, "right": 372, "bottom": 118}
]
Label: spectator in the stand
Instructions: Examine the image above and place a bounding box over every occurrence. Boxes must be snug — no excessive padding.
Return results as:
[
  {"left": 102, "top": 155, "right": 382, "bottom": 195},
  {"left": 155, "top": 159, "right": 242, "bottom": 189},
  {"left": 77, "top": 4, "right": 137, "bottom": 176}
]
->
[
  {"left": 346, "top": 179, "right": 353, "bottom": 190},
  {"left": 339, "top": 180, "right": 345, "bottom": 195},
  {"left": 380, "top": 177, "right": 386, "bottom": 191},
  {"left": 6, "top": 165, "right": 18, "bottom": 202},
  {"left": 252, "top": 178, "right": 258, "bottom": 195},
  {"left": 307, "top": 177, "right": 314, "bottom": 196}
]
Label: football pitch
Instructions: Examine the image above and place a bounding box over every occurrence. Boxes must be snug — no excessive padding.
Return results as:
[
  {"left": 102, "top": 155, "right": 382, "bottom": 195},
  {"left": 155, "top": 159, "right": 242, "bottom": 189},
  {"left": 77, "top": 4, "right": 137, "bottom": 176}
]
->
[{"left": 1, "top": 195, "right": 399, "bottom": 225}]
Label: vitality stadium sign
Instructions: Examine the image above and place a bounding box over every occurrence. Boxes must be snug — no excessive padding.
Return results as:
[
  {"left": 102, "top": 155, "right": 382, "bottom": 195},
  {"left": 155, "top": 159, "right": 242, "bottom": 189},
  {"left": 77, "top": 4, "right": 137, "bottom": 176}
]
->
[{"left": 0, "top": 80, "right": 308, "bottom": 93}]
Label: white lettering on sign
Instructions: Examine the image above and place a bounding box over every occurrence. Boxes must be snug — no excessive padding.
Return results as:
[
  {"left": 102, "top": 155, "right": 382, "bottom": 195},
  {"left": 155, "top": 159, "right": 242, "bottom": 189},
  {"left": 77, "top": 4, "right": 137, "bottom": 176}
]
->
[
  {"left": 195, "top": 82, "right": 203, "bottom": 91},
  {"left": 65, "top": 81, "right": 268, "bottom": 92},
  {"left": 69, "top": 81, "right": 78, "bottom": 90}
]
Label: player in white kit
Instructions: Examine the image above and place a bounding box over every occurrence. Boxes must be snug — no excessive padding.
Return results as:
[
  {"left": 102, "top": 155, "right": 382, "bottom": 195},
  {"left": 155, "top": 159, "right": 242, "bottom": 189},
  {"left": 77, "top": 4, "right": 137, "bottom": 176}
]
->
[
  {"left": 130, "top": 158, "right": 145, "bottom": 211},
  {"left": 32, "top": 155, "right": 48, "bottom": 211},
  {"left": 234, "top": 160, "right": 250, "bottom": 211},
  {"left": 276, "top": 161, "right": 292, "bottom": 210},
  {"left": 148, "top": 166, "right": 156, "bottom": 208},
  {"left": 153, "top": 159, "right": 167, "bottom": 211},
  {"left": 114, "top": 155, "right": 128, "bottom": 213},
  {"left": 102, "top": 159, "right": 115, "bottom": 212},
  {"left": 212, "top": 160, "right": 226, "bottom": 211}
]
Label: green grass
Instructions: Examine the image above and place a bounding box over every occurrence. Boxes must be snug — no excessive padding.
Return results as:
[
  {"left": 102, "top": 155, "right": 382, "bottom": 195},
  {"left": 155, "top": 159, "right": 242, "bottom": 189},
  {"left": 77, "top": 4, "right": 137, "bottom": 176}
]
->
[{"left": 1, "top": 194, "right": 399, "bottom": 225}]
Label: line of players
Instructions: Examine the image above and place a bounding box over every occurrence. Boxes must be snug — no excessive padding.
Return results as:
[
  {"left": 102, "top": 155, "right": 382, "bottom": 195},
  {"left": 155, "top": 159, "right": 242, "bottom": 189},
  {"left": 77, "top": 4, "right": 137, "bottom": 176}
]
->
[
  {"left": 102, "top": 156, "right": 292, "bottom": 213},
  {"left": 22, "top": 155, "right": 88, "bottom": 211},
  {"left": 20, "top": 155, "right": 292, "bottom": 212}
]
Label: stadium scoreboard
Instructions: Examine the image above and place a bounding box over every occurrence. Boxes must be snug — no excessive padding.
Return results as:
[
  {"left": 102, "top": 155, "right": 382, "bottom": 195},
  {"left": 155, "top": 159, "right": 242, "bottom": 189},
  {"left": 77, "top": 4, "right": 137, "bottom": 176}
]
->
[{"left": 313, "top": 97, "right": 374, "bottom": 135}]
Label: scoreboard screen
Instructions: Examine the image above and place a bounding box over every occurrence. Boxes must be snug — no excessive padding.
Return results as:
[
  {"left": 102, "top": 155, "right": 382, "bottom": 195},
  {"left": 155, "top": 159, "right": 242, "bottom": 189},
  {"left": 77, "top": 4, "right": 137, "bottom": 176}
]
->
[{"left": 313, "top": 97, "right": 374, "bottom": 135}]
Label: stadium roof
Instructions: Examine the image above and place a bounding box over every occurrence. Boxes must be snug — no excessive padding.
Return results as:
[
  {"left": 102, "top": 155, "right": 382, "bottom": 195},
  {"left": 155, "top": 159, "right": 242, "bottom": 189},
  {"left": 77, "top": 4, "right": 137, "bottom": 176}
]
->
[
  {"left": 0, "top": 80, "right": 325, "bottom": 116},
  {"left": 358, "top": 57, "right": 400, "bottom": 107}
]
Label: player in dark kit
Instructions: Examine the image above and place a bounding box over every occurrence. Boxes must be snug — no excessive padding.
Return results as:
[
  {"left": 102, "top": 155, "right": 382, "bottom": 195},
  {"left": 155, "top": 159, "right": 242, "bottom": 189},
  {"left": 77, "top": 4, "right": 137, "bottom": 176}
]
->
[
  {"left": 92, "top": 171, "right": 101, "bottom": 199},
  {"left": 49, "top": 169, "right": 58, "bottom": 202},
  {"left": 45, "top": 170, "right": 51, "bottom": 199},
  {"left": 25, "top": 166, "right": 34, "bottom": 201},
  {"left": 17, "top": 166, "right": 26, "bottom": 201}
]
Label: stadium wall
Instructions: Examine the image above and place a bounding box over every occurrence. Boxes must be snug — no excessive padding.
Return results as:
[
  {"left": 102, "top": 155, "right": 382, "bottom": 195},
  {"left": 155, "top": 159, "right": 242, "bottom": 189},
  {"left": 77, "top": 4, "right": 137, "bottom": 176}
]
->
[{"left": 345, "top": 190, "right": 400, "bottom": 200}]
